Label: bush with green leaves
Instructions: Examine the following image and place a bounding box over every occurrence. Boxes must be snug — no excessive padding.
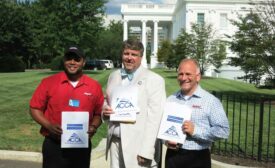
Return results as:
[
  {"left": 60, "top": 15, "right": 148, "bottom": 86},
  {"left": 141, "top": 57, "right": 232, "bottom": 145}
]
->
[
  {"left": 0, "top": 56, "right": 25, "bottom": 72},
  {"left": 50, "top": 56, "right": 63, "bottom": 71}
]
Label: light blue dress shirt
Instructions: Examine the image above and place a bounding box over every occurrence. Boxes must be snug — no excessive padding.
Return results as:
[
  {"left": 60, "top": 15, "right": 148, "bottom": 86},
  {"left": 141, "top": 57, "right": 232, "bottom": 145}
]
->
[{"left": 167, "top": 85, "right": 230, "bottom": 150}]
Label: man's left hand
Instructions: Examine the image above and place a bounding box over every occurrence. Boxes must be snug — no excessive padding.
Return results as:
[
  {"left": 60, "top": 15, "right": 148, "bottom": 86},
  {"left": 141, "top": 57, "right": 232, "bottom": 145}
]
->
[
  {"left": 87, "top": 125, "right": 97, "bottom": 138},
  {"left": 137, "top": 155, "right": 151, "bottom": 166}
]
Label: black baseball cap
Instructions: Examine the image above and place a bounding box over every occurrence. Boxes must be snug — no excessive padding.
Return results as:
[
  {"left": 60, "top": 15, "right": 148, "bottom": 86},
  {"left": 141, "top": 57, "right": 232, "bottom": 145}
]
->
[{"left": 64, "top": 46, "right": 85, "bottom": 61}]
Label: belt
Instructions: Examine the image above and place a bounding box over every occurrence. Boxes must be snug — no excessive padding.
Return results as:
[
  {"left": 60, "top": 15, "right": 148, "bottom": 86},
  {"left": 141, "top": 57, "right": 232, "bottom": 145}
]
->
[
  {"left": 45, "top": 135, "right": 61, "bottom": 144},
  {"left": 177, "top": 148, "right": 210, "bottom": 154}
]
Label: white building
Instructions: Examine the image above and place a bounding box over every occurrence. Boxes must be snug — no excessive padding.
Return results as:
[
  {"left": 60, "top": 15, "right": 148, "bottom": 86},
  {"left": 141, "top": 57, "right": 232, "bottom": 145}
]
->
[{"left": 121, "top": 0, "right": 260, "bottom": 80}]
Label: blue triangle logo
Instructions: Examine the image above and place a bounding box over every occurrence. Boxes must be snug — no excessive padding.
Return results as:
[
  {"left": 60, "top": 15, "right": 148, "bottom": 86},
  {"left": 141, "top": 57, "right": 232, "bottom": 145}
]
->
[
  {"left": 66, "top": 133, "right": 84, "bottom": 144},
  {"left": 164, "top": 125, "right": 179, "bottom": 137}
]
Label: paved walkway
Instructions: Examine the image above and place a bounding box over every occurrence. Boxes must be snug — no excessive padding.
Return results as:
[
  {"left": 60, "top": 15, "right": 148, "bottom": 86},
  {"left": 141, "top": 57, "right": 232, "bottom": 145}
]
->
[
  {"left": 0, "top": 159, "right": 41, "bottom": 168},
  {"left": 0, "top": 138, "right": 255, "bottom": 168},
  {"left": 0, "top": 139, "right": 109, "bottom": 168},
  {"left": 90, "top": 138, "right": 109, "bottom": 168}
]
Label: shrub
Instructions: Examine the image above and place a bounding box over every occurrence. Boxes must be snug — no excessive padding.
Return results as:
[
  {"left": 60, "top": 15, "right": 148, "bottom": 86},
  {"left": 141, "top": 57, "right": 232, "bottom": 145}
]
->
[
  {"left": 50, "top": 56, "right": 63, "bottom": 70},
  {"left": 0, "top": 56, "right": 25, "bottom": 72}
]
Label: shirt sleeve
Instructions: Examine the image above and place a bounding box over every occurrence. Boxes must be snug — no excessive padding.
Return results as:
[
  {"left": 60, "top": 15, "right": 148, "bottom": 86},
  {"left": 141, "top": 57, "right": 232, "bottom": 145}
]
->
[{"left": 29, "top": 79, "right": 48, "bottom": 111}]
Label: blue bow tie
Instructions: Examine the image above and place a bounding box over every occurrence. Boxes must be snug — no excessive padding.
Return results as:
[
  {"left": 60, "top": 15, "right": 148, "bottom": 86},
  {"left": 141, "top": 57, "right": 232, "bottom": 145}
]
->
[{"left": 121, "top": 69, "right": 134, "bottom": 81}]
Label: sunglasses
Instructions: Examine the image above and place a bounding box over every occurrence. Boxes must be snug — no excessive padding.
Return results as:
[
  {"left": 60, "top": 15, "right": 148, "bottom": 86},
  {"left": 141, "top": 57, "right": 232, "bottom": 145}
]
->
[{"left": 64, "top": 53, "right": 82, "bottom": 62}]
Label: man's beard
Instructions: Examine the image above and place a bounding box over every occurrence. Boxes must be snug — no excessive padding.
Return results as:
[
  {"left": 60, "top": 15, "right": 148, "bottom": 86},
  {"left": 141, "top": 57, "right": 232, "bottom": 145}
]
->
[{"left": 64, "top": 67, "right": 83, "bottom": 79}]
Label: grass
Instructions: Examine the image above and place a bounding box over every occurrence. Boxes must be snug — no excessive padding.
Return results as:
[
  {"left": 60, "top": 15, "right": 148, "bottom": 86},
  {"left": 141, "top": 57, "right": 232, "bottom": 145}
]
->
[
  {"left": 1, "top": 68, "right": 275, "bottom": 155},
  {"left": 154, "top": 69, "right": 275, "bottom": 95},
  {"left": 215, "top": 96, "right": 275, "bottom": 159}
]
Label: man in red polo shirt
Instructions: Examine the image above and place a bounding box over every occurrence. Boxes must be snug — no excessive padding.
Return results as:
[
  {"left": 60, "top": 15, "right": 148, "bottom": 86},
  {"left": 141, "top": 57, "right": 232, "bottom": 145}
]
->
[{"left": 29, "top": 46, "right": 104, "bottom": 168}]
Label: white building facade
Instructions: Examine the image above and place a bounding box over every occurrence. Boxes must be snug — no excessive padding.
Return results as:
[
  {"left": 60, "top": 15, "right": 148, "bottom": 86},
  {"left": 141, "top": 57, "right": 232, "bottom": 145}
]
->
[{"left": 121, "top": 0, "right": 259, "bottom": 80}]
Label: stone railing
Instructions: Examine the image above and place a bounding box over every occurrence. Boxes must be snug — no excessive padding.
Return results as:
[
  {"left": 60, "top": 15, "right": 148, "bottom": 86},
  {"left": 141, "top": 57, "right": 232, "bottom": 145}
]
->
[{"left": 121, "top": 4, "right": 175, "bottom": 12}]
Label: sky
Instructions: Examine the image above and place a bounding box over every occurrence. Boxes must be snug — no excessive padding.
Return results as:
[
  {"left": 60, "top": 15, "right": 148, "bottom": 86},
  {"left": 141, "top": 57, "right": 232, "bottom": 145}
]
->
[
  {"left": 105, "top": 0, "right": 176, "bottom": 14},
  {"left": 20, "top": 0, "right": 175, "bottom": 15}
]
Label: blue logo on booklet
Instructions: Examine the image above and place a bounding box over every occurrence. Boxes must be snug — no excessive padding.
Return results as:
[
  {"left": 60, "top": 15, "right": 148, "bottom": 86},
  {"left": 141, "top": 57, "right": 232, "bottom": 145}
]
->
[
  {"left": 115, "top": 99, "right": 134, "bottom": 109},
  {"left": 167, "top": 115, "right": 183, "bottom": 124},
  {"left": 164, "top": 125, "right": 179, "bottom": 137},
  {"left": 67, "top": 124, "right": 83, "bottom": 130},
  {"left": 66, "top": 133, "right": 84, "bottom": 144},
  {"left": 69, "top": 99, "right": 80, "bottom": 107}
]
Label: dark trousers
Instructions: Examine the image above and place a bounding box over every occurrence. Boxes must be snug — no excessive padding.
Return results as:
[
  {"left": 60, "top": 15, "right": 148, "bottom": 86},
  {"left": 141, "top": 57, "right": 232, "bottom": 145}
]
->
[
  {"left": 165, "top": 148, "right": 211, "bottom": 168},
  {"left": 42, "top": 137, "right": 91, "bottom": 168}
]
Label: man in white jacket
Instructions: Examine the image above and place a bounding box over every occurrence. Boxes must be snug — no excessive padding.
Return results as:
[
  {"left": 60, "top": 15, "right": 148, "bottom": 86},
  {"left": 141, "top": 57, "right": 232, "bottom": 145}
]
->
[{"left": 102, "top": 39, "right": 166, "bottom": 168}]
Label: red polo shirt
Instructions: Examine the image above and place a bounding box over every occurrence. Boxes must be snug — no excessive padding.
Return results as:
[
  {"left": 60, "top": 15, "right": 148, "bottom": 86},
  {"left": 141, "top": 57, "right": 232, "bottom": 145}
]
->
[{"left": 30, "top": 72, "right": 104, "bottom": 136}]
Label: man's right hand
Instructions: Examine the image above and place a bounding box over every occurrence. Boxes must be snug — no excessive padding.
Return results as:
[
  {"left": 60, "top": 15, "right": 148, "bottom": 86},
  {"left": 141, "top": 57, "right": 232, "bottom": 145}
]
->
[
  {"left": 30, "top": 108, "right": 62, "bottom": 137},
  {"left": 102, "top": 105, "right": 114, "bottom": 117},
  {"left": 165, "top": 141, "right": 181, "bottom": 150},
  {"left": 46, "top": 124, "right": 62, "bottom": 136}
]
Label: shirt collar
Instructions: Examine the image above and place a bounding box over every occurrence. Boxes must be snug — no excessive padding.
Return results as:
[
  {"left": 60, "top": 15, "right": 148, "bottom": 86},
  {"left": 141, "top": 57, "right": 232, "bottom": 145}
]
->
[
  {"left": 121, "top": 66, "right": 141, "bottom": 81},
  {"left": 176, "top": 85, "right": 202, "bottom": 100},
  {"left": 60, "top": 72, "right": 87, "bottom": 86}
]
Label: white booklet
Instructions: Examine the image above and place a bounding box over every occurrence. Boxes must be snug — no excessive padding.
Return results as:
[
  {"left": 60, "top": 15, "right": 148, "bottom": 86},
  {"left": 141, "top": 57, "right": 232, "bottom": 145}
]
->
[
  {"left": 110, "top": 85, "right": 139, "bottom": 122},
  {"left": 157, "top": 101, "right": 192, "bottom": 144},
  {"left": 61, "top": 111, "right": 89, "bottom": 148}
]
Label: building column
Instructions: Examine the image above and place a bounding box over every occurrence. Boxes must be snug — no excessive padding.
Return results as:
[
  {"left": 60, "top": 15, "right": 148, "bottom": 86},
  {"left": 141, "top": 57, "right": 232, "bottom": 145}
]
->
[
  {"left": 151, "top": 20, "right": 159, "bottom": 68},
  {"left": 141, "top": 20, "right": 147, "bottom": 68},
  {"left": 123, "top": 20, "right": 128, "bottom": 41}
]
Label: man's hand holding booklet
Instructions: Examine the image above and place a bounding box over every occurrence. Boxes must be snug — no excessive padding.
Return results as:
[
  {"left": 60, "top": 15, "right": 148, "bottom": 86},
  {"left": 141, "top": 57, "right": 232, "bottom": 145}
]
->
[{"left": 157, "top": 101, "right": 192, "bottom": 144}]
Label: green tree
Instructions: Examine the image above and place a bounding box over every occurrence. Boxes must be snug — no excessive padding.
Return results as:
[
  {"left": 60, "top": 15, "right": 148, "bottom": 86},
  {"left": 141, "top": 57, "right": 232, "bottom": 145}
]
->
[
  {"left": 32, "top": 0, "right": 106, "bottom": 68},
  {"left": 95, "top": 20, "right": 123, "bottom": 67},
  {"left": 228, "top": 12, "right": 274, "bottom": 86},
  {"left": 208, "top": 40, "right": 227, "bottom": 72},
  {"left": 189, "top": 23, "right": 222, "bottom": 75},
  {"left": 20, "top": 1, "right": 40, "bottom": 69},
  {"left": 251, "top": 0, "right": 275, "bottom": 86},
  {"left": 169, "top": 29, "right": 192, "bottom": 69},
  {"left": 172, "top": 24, "right": 226, "bottom": 74},
  {"left": 0, "top": 0, "right": 107, "bottom": 71},
  {"left": 157, "top": 40, "right": 173, "bottom": 65},
  {"left": 0, "top": 0, "right": 32, "bottom": 71},
  {"left": 251, "top": 0, "right": 275, "bottom": 34}
]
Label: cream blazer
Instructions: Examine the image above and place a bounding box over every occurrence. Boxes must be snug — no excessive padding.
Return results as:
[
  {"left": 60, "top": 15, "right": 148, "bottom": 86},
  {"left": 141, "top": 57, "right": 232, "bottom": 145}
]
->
[{"left": 105, "top": 66, "right": 166, "bottom": 168}]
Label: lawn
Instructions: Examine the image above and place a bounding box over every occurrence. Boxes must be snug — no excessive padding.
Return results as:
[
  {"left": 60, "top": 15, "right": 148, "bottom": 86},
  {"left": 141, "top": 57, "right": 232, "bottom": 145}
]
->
[
  {"left": 1, "top": 68, "right": 275, "bottom": 154},
  {"left": 154, "top": 69, "right": 275, "bottom": 96}
]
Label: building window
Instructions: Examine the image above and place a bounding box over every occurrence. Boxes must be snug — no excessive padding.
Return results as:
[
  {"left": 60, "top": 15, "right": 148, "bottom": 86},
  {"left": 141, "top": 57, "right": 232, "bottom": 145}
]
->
[
  {"left": 197, "top": 13, "right": 205, "bottom": 25},
  {"left": 220, "top": 13, "right": 228, "bottom": 29}
]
